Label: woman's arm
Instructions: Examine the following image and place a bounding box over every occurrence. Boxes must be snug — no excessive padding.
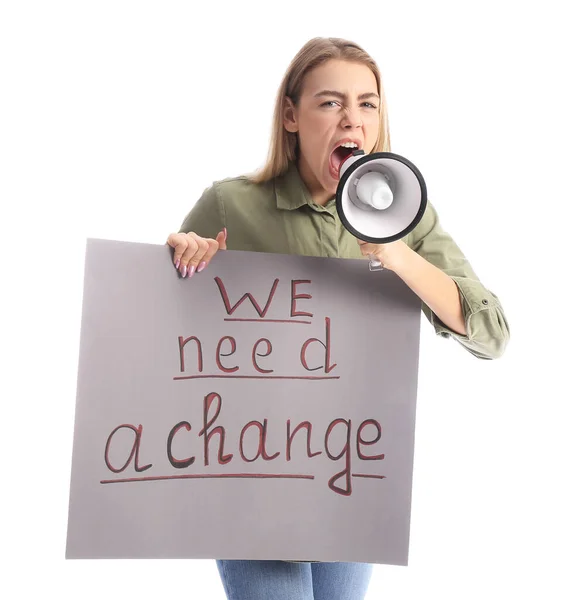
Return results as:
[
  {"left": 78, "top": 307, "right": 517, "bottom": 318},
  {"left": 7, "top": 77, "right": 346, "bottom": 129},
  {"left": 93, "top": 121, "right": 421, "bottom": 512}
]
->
[
  {"left": 358, "top": 201, "right": 510, "bottom": 360},
  {"left": 386, "top": 243, "right": 467, "bottom": 335},
  {"left": 178, "top": 183, "right": 226, "bottom": 237}
]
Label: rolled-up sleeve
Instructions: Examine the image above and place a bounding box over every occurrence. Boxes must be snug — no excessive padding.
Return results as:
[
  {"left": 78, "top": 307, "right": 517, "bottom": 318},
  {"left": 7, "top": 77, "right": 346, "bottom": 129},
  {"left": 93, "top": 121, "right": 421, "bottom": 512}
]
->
[{"left": 407, "top": 201, "right": 510, "bottom": 360}]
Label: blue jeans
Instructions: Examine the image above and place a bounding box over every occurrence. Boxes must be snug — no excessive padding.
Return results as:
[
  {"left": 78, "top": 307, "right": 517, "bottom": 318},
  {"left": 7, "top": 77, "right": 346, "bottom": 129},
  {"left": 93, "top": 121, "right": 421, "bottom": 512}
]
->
[{"left": 216, "top": 560, "right": 373, "bottom": 600}]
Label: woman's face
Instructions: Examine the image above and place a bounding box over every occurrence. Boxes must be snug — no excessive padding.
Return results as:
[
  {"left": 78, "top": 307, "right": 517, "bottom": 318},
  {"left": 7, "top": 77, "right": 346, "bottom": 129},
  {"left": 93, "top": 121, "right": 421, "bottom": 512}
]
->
[{"left": 284, "top": 59, "right": 381, "bottom": 203}]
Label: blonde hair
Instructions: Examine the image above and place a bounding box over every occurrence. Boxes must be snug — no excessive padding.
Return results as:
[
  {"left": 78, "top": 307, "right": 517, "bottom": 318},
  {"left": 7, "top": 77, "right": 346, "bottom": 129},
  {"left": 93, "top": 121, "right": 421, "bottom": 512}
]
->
[{"left": 248, "top": 37, "right": 391, "bottom": 184}]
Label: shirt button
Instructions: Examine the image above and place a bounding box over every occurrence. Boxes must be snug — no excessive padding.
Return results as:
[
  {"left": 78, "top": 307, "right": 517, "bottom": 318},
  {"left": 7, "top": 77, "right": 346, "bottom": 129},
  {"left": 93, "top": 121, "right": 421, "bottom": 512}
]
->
[{"left": 482, "top": 299, "right": 489, "bottom": 305}]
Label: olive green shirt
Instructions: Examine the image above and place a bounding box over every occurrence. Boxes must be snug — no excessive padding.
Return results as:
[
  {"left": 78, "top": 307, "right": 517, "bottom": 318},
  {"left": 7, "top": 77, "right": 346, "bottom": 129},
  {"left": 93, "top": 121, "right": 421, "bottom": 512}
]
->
[{"left": 179, "top": 161, "right": 509, "bottom": 360}]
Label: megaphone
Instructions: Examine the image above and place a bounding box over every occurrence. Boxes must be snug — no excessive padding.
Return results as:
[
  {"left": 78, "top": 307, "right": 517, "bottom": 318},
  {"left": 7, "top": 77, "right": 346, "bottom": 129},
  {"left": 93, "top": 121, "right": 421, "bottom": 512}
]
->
[{"left": 336, "top": 150, "right": 427, "bottom": 270}]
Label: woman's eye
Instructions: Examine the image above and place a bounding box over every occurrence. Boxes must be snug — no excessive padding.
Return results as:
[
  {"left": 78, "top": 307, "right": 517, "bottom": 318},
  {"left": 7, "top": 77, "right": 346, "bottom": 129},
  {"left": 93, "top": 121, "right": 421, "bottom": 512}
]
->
[{"left": 321, "top": 101, "right": 377, "bottom": 109}]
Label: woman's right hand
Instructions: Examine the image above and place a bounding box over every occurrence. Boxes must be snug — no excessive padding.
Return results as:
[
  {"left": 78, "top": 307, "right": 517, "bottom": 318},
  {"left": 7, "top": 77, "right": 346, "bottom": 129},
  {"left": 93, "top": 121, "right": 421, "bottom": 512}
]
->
[{"left": 166, "top": 228, "right": 227, "bottom": 278}]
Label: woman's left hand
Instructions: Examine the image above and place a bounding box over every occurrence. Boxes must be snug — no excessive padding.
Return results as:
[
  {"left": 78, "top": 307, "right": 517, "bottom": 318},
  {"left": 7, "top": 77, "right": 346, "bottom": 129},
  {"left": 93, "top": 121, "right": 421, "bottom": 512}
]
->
[{"left": 356, "top": 239, "right": 409, "bottom": 272}]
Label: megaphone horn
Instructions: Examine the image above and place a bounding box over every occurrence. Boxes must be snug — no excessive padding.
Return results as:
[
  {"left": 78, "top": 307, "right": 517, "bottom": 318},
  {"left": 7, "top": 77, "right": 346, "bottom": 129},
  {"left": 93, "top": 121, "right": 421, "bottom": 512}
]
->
[{"left": 336, "top": 150, "right": 428, "bottom": 271}]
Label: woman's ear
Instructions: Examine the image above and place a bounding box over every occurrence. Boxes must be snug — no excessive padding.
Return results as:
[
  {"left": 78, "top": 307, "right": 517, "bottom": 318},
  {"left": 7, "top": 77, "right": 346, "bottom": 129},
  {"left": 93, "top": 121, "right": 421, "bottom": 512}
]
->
[{"left": 283, "top": 96, "right": 299, "bottom": 133}]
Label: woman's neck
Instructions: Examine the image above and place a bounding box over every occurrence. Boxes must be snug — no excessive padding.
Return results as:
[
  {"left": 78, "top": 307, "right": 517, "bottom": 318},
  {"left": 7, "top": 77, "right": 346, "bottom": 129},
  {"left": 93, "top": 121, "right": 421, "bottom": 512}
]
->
[{"left": 296, "top": 156, "right": 334, "bottom": 206}]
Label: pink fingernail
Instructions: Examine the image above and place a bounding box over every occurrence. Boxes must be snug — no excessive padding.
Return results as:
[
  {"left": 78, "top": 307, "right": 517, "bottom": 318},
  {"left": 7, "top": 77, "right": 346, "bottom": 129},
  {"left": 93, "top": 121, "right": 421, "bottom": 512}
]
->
[
  {"left": 181, "top": 265, "right": 187, "bottom": 278},
  {"left": 223, "top": 227, "right": 227, "bottom": 241},
  {"left": 188, "top": 265, "right": 196, "bottom": 278},
  {"left": 175, "top": 259, "right": 180, "bottom": 269},
  {"left": 197, "top": 261, "right": 207, "bottom": 273}
]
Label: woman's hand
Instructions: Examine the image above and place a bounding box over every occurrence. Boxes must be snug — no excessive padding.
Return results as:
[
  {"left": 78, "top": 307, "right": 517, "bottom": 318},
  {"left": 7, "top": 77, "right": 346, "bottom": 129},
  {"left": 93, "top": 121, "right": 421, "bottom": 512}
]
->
[
  {"left": 356, "top": 239, "right": 409, "bottom": 272},
  {"left": 167, "top": 228, "right": 227, "bottom": 278}
]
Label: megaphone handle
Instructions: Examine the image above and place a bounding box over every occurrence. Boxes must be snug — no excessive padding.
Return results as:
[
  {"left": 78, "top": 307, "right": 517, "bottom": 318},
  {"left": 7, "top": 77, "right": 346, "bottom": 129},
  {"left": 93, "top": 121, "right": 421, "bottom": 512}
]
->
[{"left": 368, "top": 256, "right": 383, "bottom": 271}]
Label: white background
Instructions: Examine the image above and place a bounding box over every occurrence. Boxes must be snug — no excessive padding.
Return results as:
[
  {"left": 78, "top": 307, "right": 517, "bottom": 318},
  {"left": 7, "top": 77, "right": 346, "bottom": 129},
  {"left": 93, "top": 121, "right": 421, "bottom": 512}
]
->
[{"left": 1, "top": 1, "right": 564, "bottom": 598}]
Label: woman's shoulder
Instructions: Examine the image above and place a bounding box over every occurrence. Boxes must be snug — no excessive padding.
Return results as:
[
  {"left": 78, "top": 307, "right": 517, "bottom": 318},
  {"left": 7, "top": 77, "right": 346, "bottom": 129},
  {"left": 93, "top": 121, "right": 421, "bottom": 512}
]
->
[
  {"left": 180, "top": 170, "right": 285, "bottom": 238},
  {"left": 210, "top": 172, "right": 275, "bottom": 207}
]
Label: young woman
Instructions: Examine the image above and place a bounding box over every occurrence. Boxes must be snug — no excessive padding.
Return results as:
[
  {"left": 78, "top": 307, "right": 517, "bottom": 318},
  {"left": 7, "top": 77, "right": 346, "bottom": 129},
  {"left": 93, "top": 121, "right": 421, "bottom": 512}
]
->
[{"left": 167, "top": 37, "right": 509, "bottom": 600}]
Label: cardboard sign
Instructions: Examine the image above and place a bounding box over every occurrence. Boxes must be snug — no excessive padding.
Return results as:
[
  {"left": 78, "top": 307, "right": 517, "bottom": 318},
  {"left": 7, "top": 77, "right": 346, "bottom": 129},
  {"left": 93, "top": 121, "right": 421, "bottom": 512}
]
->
[{"left": 66, "top": 239, "right": 421, "bottom": 565}]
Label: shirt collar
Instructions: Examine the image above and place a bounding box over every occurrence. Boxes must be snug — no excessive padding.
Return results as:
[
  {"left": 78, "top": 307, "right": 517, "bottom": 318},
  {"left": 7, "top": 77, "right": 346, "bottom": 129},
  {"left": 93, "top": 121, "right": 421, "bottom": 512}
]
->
[
  {"left": 274, "top": 161, "right": 337, "bottom": 211},
  {"left": 275, "top": 161, "right": 310, "bottom": 210}
]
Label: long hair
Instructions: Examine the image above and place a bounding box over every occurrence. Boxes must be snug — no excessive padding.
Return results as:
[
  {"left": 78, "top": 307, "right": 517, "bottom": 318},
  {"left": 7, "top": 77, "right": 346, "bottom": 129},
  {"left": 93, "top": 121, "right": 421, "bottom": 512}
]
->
[{"left": 248, "top": 37, "right": 391, "bottom": 184}]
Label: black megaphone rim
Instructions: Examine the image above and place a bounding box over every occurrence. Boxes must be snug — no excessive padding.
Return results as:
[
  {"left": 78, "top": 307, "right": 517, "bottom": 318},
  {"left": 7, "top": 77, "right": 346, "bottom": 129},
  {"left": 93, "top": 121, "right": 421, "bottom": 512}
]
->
[{"left": 335, "top": 151, "right": 428, "bottom": 244}]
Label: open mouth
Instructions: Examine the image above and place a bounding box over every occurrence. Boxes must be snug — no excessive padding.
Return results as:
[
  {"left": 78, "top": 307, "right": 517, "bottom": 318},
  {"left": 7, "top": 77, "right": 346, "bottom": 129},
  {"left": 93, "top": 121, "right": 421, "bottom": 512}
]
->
[{"left": 329, "top": 145, "right": 357, "bottom": 179}]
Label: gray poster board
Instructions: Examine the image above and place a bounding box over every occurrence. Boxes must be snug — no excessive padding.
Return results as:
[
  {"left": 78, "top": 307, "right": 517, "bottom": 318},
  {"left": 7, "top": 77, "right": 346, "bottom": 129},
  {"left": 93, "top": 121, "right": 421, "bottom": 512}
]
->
[{"left": 66, "top": 239, "right": 421, "bottom": 565}]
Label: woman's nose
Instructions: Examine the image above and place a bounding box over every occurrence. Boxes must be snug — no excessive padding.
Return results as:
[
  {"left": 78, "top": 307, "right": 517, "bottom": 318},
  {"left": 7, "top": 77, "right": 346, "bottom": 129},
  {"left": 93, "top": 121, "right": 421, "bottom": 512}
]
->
[{"left": 341, "top": 107, "right": 362, "bottom": 129}]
